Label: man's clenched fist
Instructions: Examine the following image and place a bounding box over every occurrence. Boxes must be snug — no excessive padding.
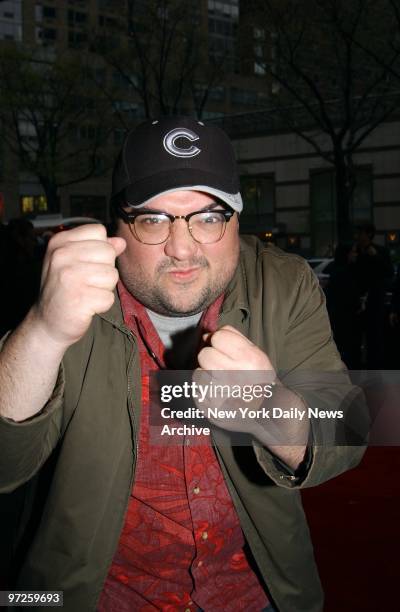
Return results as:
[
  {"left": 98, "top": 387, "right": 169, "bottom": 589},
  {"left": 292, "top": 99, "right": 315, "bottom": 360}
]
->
[
  {"left": 198, "top": 325, "right": 275, "bottom": 373},
  {"left": 196, "top": 326, "right": 309, "bottom": 467},
  {"left": 32, "top": 224, "right": 126, "bottom": 348}
]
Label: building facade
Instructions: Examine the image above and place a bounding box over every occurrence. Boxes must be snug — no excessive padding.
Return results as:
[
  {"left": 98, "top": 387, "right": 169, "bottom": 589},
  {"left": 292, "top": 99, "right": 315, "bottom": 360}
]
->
[
  {"left": 0, "top": 0, "right": 272, "bottom": 222},
  {"left": 222, "top": 116, "right": 400, "bottom": 258}
]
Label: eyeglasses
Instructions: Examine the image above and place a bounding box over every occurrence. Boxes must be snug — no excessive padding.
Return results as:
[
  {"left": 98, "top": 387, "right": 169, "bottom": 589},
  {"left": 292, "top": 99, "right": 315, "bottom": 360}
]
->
[{"left": 117, "top": 204, "right": 235, "bottom": 245}]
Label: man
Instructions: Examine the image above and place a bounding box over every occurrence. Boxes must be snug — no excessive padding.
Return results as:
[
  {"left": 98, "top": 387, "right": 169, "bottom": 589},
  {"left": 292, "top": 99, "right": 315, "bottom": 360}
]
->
[
  {"left": 0, "top": 117, "right": 365, "bottom": 611},
  {"left": 349, "top": 224, "right": 393, "bottom": 368}
]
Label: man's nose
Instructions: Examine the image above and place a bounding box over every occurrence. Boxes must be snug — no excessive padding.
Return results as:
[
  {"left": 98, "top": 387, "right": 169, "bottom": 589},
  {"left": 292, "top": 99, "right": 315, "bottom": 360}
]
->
[{"left": 163, "top": 219, "right": 199, "bottom": 260}]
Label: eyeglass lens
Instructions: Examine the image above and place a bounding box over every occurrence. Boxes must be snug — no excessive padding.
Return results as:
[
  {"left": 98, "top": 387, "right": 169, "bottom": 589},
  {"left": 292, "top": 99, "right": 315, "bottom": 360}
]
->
[{"left": 133, "top": 211, "right": 227, "bottom": 244}]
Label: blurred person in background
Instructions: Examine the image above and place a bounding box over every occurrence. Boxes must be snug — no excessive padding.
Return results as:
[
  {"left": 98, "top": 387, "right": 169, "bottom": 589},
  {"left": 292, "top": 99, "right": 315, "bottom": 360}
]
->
[
  {"left": 349, "top": 224, "right": 393, "bottom": 369},
  {"left": 0, "top": 218, "right": 43, "bottom": 338},
  {"left": 325, "top": 243, "right": 364, "bottom": 369}
]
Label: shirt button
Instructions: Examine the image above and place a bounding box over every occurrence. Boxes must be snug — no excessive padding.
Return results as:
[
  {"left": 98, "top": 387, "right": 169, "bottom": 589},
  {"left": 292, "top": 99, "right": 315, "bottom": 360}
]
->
[
  {"left": 185, "top": 609, "right": 191, "bottom": 612},
  {"left": 198, "top": 560, "right": 203, "bottom": 567},
  {"left": 201, "top": 531, "right": 208, "bottom": 540},
  {"left": 193, "top": 486, "right": 200, "bottom": 494}
]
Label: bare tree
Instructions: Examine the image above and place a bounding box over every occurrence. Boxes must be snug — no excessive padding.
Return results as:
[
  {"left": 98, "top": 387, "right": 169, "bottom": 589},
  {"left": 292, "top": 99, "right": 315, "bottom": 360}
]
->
[
  {"left": 93, "top": 0, "right": 228, "bottom": 124},
  {"left": 349, "top": 0, "right": 400, "bottom": 82},
  {"left": 247, "top": 0, "right": 400, "bottom": 241},
  {"left": 0, "top": 46, "right": 115, "bottom": 213}
]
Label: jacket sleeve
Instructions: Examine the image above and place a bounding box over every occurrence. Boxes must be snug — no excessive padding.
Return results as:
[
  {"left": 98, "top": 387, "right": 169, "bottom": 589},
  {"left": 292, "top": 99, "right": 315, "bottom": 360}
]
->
[
  {"left": 0, "top": 333, "right": 65, "bottom": 493},
  {"left": 254, "top": 258, "right": 369, "bottom": 489}
]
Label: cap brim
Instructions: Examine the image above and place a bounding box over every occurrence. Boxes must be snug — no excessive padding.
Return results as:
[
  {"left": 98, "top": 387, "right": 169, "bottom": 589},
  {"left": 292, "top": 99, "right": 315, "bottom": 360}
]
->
[
  {"left": 131, "top": 185, "right": 242, "bottom": 213},
  {"left": 120, "top": 168, "right": 242, "bottom": 213}
]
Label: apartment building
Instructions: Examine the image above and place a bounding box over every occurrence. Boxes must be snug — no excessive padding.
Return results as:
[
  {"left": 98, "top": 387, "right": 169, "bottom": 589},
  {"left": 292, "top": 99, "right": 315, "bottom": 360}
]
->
[
  {"left": 218, "top": 112, "right": 400, "bottom": 258},
  {"left": 0, "top": 0, "right": 271, "bottom": 221}
]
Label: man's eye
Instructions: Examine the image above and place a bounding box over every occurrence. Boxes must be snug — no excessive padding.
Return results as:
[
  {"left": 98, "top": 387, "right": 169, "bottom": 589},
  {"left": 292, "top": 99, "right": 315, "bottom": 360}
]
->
[
  {"left": 203, "top": 217, "right": 218, "bottom": 224},
  {"left": 139, "top": 215, "right": 165, "bottom": 225},
  {"left": 199, "top": 213, "right": 223, "bottom": 224}
]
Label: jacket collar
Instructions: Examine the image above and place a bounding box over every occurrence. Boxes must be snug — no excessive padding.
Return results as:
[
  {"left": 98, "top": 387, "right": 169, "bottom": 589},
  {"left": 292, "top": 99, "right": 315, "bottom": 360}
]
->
[
  {"left": 218, "top": 250, "right": 250, "bottom": 333},
  {"left": 99, "top": 288, "right": 129, "bottom": 333},
  {"left": 221, "top": 252, "right": 250, "bottom": 315}
]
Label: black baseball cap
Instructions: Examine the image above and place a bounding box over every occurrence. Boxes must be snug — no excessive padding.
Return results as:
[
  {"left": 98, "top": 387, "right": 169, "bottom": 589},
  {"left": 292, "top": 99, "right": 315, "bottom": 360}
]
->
[{"left": 111, "top": 116, "right": 243, "bottom": 213}]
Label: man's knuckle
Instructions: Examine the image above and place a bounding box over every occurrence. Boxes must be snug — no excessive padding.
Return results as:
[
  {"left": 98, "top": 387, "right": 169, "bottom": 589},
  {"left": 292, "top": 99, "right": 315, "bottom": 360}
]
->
[
  {"left": 105, "top": 243, "right": 119, "bottom": 261},
  {"left": 49, "top": 246, "right": 68, "bottom": 270},
  {"left": 47, "top": 231, "right": 68, "bottom": 249},
  {"left": 75, "top": 223, "right": 106, "bottom": 239},
  {"left": 100, "top": 269, "right": 118, "bottom": 290},
  {"left": 97, "top": 290, "right": 115, "bottom": 311},
  {"left": 110, "top": 267, "right": 119, "bottom": 284},
  {"left": 91, "top": 223, "right": 107, "bottom": 238}
]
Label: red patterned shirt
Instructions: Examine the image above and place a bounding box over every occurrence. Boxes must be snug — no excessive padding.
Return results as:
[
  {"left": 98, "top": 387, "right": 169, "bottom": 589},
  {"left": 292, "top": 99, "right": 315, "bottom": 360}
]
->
[{"left": 98, "top": 282, "right": 269, "bottom": 611}]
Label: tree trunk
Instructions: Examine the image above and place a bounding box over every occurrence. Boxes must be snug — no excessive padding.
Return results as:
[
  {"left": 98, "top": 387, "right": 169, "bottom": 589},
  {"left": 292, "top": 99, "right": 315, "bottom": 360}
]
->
[
  {"left": 41, "top": 181, "right": 59, "bottom": 214},
  {"left": 334, "top": 154, "right": 354, "bottom": 245}
]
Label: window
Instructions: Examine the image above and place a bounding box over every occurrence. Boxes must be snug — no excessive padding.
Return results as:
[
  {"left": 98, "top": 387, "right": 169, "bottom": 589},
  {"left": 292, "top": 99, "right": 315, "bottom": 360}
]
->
[
  {"left": 68, "top": 9, "right": 87, "bottom": 25},
  {"left": 114, "top": 128, "right": 126, "bottom": 146},
  {"left": 68, "top": 29, "right": 88, "bottom": 47},
  {"left": 43, "top": 27, "right": 57, "bottom": 40},
  {"left": 208, "top": 85, "right": 225, "bottom": 101},
  {"left": 254, "top": 61, "right": 266, "bottom": 76},
  {"left": 209, "top": 36, "right": 236, "bottom": 70},
  {"left": 0, "top": 0, "right": 22, "bottom": 40},
  {"left": 240, "top": 175, "right": 275, "bottom": 234},
  {"left": 209, "top": 18, "right": 233, "bottom": 36},
  {"left": 21, "top": 195, "right": 48, "bottom": 215},
  {"left": 36, "top": 26, "right": 57, "bottom": 42},
  {"left": 98, "top": 15, "right": 117, "bottom": 27},
  {"left": 114, "top": 100, "right": 143, "bottom": 119},
  {"left": 231, "top": 88, "right": 258, "bottom": 106},
  {"left": 254, "top": 27, "right": 265, "bottom": 41},
  {"left": 310, "top": 167, "right": 373, "bottom": 256},
  {"left": 351, "top": 167, "right": 373, "bottom": 224},
  {"left": 93, "top": 68, "right": 106, "bottom": 85},
  {"left": 69, "top": 124, "right": 99, "bottom": 141},
  {"left": 253, "top": 36, "right": 266, "bottom": 76},
  {"left": 43, "top": 6, "right": 56, "bottom": 18},
  {"left": 0, "top": 21, "right": 22, "bottom": 40},
  {"left": 208, "top": 1, "right": 239, "bottom": 18},
  {"left": 207, "top": 1, "right": 238, "bottom": 72},
  {"left": 97, "top": 0, "right": 124, "bottom": 10}
]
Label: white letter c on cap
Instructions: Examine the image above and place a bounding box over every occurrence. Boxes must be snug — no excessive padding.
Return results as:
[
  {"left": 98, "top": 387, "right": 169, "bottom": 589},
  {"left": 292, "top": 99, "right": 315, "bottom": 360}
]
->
[{"left": 163, "top": 127, "right": 201, "bottom": 158}]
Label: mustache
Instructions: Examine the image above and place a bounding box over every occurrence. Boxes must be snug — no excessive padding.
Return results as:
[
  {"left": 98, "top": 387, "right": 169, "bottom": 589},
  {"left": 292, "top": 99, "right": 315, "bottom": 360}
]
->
[{"left": 156, "top": 257, "right": 209, "bottom": 273}]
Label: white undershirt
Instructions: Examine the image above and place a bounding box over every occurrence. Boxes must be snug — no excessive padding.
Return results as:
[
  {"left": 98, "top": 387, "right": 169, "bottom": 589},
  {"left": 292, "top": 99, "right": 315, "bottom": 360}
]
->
[{"left": 146, "top": 309, "right": 203, "bottom": 368}]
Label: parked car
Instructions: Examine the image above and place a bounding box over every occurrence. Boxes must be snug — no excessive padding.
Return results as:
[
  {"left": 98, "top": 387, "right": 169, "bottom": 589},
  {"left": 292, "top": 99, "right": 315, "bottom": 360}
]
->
[
  {"left": 306, "top": 258, "right": 334, "bottom": 288},
  {"left": 31, "top": 214, "right": 102, "bottom": 235}
]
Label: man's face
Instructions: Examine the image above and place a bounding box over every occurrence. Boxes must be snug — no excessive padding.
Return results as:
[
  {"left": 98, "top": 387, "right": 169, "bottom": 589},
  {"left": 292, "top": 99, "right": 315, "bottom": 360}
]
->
[{"left": 116, "top": 190, "right": 240, "bottom": 316}]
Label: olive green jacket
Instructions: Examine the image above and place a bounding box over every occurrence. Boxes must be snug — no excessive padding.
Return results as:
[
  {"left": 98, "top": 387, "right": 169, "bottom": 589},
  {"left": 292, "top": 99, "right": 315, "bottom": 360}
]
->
[{"left": 0, "top": 238, "right": 366, "bottom": 612}]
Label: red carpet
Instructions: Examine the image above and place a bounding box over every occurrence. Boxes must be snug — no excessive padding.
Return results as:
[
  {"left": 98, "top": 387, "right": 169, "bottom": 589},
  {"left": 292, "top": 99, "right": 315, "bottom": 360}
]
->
[{"left": 302, "top": 447, "right": 400, "bottom": 611}]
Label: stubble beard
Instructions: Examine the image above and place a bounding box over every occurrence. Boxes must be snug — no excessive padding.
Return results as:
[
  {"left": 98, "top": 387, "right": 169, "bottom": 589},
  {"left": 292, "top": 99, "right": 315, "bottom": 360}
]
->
[{"left": 118, "top": 254, "right": 239, "bottom": 317}]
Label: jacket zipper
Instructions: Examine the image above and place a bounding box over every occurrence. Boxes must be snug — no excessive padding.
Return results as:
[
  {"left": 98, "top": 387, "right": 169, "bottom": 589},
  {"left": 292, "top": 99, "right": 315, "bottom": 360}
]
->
[
  {"left": 90, "top": 325, "right": 139, "bottom": 610},
  {"left": 125, "top": 329, "right": 138, "bottom": 475}
]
